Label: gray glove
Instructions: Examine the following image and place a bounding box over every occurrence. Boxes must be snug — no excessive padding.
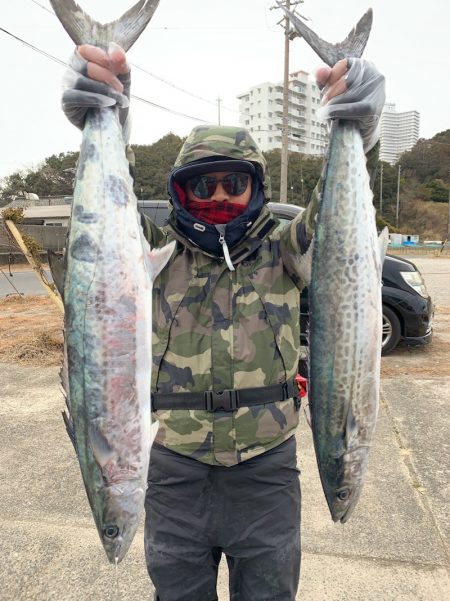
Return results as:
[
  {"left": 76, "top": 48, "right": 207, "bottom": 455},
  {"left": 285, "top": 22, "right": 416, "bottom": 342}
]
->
[
  {"left": 62, "top": 45, "right": 131, "bottom": 143},
  {"left": 318, "top": 58, "right": 386, "bottom": 152}
]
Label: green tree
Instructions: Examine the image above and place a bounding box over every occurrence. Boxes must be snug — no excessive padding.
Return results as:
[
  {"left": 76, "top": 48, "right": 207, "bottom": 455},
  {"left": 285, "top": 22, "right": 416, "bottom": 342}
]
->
[
  {"left": 133, "top": 134, "right": 185, "bottom": 199},
  {"left": 263, "top": 149, "right": 322, "bottom": 205}
]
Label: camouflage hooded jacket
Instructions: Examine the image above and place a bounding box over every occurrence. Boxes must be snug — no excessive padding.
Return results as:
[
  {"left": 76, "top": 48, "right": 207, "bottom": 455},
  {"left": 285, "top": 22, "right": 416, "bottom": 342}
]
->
[
  {"left": 141, "top": 125, "right": 378, "bottom": 467},
  {"left": 141, "top": 198, "right": 317, "bottom": 467}
]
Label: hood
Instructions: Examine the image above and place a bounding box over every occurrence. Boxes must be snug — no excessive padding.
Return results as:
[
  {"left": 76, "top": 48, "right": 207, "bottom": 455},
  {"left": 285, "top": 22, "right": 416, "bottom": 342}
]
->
[
  {"left": 172, "top": 125, "right": 271, "bottom": 201},
  {"left": 167, "top": 166, "right": 266, "bottom": 266}
]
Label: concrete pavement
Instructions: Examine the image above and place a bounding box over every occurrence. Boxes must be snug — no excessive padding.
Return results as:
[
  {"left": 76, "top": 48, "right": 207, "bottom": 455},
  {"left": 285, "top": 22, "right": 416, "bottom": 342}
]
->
[{"left": 1, "top": 363, "right": 449, "bottom": 600}]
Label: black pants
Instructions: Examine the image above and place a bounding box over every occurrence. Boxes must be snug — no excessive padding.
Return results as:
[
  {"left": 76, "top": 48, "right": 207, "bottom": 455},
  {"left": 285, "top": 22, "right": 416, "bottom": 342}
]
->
[{"left": 144, "top": 437, "right": 301, "bottom": 601}]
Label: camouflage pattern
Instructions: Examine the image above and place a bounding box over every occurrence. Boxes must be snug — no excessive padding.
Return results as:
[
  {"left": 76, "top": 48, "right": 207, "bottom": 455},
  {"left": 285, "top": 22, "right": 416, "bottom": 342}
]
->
[
  {"left": 141, "top": 194, "right": 319, "bottom": 467},
  {"left": 173, "top": 125, "right": 272, "bottom": 200}
]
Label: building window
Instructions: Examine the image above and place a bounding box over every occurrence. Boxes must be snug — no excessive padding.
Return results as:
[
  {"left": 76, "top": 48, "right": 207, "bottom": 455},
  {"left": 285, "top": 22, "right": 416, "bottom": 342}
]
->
[{"left": 269, "top": 137, "right": 273, "bottom": 142}]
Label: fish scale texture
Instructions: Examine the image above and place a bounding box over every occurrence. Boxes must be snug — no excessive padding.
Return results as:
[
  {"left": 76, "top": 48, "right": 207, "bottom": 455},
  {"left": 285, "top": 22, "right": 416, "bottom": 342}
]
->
[
  {"left": 309, "top": 122, "right": 382, "bottom": 522},
  {"left": 64, "top": 107, "right": 154, "bottom": 561}
]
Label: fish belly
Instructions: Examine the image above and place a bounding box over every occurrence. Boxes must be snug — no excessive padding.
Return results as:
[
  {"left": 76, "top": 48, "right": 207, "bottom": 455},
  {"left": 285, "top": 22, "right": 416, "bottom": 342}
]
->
[{"left": 64, "top": 108, "right": 152, "bottom": 532}]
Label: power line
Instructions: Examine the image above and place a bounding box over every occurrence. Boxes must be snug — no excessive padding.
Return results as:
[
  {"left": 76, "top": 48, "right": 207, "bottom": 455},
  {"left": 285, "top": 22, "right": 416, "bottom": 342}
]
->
[
  {"left": 131, "top": 94, "right": 208, "bottom": 123},
  {"left": 30, "top": 0, "right": 54, "bottom": 15},
  {"left": 4, "top": 12, "right": 328, "bottom": 142},
  {"left": 29, "top": 1, "right": 264, "bottom": 29},
  {"left": 0, "top": 25, "right": 210, "bottom": 124},
  {"left": 28, "top": 0, "right": 239, "bottom": 114},
  {"left": 0, "top": 26, "right": 67, "bottom": 68}
]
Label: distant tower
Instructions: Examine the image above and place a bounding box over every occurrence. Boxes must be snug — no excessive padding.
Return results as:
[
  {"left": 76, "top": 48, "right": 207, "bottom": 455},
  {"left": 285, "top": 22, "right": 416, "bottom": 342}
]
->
[{"left": 379, "top": 103, "right": 420, "bottom": 165}]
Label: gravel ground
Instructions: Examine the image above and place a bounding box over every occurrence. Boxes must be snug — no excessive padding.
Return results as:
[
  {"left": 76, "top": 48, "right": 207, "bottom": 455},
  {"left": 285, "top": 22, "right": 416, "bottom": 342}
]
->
[{"left": 0, "top": 254, "right": 449, "bottom": 600}]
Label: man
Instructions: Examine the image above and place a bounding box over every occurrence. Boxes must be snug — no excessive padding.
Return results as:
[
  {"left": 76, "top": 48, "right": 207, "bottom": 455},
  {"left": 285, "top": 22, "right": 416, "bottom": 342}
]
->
[{"left": 63, "top": 43, "right": 384, "bottom": 601}]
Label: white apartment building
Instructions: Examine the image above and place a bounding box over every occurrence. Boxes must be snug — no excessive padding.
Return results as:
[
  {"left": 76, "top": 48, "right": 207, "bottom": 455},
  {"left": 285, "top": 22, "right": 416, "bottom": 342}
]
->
[
  {"left": 380, "top": 103, "right": 420, "bottom": 165},
  {"left": 237, "top": 70, "right": 328, "bottom": 156}
]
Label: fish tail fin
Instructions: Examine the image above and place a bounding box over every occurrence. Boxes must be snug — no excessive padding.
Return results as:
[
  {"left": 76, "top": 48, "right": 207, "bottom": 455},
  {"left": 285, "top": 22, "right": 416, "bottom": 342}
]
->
[
  {"left": 145, "top": 240, "right": 176, "bottom": 281},
  {"left": 277, "top": 1, "right": 373, "bottom": 66},
  {"left": 150, "top": 420, "right": 159, "bottom": 446},
  {"left": 47, "top": 250, "right": 66, "bottom": 299},
  {"left": 49, "top": 0, "right": 160, "bottom": 51},
  {"left": 378, "top": 227, "right": 389, "bottom": 265}
]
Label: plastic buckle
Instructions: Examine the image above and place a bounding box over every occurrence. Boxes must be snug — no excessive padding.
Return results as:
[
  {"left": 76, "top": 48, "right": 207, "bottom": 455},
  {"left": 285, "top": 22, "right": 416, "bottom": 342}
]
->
[{"left": 204, "top": 389, "right": 239, "bottom": 411}]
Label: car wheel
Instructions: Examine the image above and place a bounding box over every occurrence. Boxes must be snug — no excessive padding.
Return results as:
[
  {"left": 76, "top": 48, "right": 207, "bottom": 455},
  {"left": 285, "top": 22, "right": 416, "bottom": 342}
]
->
[{"left": 381, "top": 305, "right": 401, "bottom": 355}]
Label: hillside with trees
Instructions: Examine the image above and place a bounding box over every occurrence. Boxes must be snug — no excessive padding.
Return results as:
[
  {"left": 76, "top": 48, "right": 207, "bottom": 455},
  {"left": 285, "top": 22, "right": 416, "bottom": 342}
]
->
[{"left": 1, "top": 129, "right": 449, "bottom": 240}]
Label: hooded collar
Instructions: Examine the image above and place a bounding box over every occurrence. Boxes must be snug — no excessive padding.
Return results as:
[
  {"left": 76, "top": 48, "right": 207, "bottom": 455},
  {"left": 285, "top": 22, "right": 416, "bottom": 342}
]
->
[{"left": 167, "top": 168, "right": 268, "bottom": 263}]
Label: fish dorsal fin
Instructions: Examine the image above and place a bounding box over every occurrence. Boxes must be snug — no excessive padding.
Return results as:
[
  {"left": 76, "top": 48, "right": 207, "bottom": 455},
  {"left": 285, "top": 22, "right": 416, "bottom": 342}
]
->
[
  {"left": 49, "top": 0, "right": 160, "bottom": 51},
  {"left": 277, "top": 1, "right": 373, "bottom": 66}
]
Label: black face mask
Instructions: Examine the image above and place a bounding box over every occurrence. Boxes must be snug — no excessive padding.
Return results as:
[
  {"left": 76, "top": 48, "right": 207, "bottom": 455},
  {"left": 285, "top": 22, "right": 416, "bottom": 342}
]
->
[{"left": 167, "top": 174, "right": 266, "bottom": 257}]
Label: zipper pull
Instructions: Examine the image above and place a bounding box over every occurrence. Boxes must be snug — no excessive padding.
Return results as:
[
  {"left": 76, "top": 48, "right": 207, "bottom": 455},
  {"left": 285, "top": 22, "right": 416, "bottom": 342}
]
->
[{"left": 216, "top": 226, "right": 235, "bottom": 271}]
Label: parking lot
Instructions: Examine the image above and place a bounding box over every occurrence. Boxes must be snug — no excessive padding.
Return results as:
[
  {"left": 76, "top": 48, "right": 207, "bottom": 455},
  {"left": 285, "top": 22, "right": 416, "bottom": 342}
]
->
[{"left": 0, "top": 255, "right": 449, "bottom": 600}]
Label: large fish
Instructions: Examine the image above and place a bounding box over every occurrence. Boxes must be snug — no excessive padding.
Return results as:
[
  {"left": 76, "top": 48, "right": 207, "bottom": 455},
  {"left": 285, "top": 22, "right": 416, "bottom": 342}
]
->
[
  {"left": 50, "top": 0, "right": 175, "bottom": 562},
  {"left": 279, "top": 3, "right": 387, "bottom": 523}
]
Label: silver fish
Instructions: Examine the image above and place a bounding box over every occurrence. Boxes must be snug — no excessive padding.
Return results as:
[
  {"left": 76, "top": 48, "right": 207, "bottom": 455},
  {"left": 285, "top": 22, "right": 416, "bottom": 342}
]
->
[
  {"left": 280, "top": 3, "right": 388, "bottom": 523},
  {"left": 50, "top": 0, "right": 175, "bottom": 562}
]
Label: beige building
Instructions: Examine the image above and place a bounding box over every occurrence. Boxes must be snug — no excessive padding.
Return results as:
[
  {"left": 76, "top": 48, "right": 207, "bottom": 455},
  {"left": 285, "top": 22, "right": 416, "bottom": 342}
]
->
[{"left": 237, "top": 70, "right": 328, "bottom": 156}]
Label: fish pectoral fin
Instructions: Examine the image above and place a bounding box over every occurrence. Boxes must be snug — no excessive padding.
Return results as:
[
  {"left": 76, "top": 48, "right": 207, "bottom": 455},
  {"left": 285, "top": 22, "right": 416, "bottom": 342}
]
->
[
  {"left": 378, "top": 227, "right": 389, "bottom": 265},
  {"left": 62, "top": 410, "right": 77, "bottom": 452},
  {"left": 88, "top": 421, "right": 118, "bottom": 468},
  {"left": 344, "top": 407, "right": 360, "bottom": 448},
  {"left": 294, "top": 242, "right": 313, "bottom": 286},
  {"left": 149, "top": 420, "right": 159, "bottom": 446},
  {"left": 145, "top": 241, "right": 176, "bottom": 281}
]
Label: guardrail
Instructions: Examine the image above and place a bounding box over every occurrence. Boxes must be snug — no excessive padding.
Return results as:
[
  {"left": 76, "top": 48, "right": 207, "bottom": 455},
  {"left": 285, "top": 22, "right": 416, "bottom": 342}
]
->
[{"left": 388, "top": 244, "right": 450, "bottom": 256}]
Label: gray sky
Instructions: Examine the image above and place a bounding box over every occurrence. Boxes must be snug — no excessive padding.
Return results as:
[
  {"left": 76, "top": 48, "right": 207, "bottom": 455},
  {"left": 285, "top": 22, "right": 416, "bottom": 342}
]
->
[{"left": 1, "top": 0, "right": 449, "bottom": 179}]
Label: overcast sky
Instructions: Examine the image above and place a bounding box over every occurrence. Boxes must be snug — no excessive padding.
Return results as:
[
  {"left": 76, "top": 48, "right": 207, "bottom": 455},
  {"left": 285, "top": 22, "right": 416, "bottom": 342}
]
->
[{"left": 1, "top": 0, "right": 449, "bottom": 179}]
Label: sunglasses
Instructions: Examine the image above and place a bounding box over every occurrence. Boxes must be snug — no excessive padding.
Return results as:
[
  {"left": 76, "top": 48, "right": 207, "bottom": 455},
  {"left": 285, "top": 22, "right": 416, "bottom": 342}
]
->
[{"left": 187, "top": 173, "right": 250, "bottom": 200}]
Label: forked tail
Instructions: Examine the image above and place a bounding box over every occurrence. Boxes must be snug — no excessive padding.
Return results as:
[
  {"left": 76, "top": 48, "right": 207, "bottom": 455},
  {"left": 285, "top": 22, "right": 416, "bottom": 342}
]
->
[
  {"left": 49, "top": 0, "right": 160, "bottom": 50},
  {"left": 277, "top": 1, "right": 373, "bottom": 66}
]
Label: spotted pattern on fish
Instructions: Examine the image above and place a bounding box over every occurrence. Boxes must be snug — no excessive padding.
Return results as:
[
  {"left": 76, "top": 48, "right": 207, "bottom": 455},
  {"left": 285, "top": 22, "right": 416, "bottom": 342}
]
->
[
  {"left": 70, "top": 233, "right": 100, "bottom": 263},
  {"left": 308, "top": 122, "right": 382, "bottom": 523}
]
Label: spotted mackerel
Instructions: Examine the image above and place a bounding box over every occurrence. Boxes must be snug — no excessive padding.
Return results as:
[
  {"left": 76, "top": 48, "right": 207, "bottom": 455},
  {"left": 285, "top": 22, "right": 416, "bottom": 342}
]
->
[
  {"left": 50, "top": 0, "right": 174, "bottom": 562},
  {"left": 279, "top": 4, "right": 387, "bottom": 523}
]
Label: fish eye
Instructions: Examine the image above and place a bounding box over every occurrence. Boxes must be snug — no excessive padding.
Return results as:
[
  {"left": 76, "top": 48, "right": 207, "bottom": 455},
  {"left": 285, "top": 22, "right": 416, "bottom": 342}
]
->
[
  {"left": 103, "top": 525, "right": 120, "bottom": 539},
  {"left": 336, "top": 488, "right": 350, "bottom": 501}
]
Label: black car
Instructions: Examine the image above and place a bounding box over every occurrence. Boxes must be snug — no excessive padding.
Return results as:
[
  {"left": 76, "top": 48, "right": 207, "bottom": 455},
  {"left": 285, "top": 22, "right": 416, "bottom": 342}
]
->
[{"left": 137, "top": 200, "right": 434, "bottom": 355}]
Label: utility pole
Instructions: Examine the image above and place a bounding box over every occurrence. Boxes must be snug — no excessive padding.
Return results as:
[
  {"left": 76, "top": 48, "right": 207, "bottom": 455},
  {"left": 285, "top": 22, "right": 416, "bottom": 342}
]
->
[
  {"left": 278, "top": 1, "right": 303, "bottom": 203},
  {"left": 280, "top": 0, "right": 291, "bottom": 204},
  {"left": 396, "top": 164, "right": 401, "bottom": 229}
]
